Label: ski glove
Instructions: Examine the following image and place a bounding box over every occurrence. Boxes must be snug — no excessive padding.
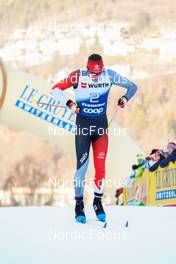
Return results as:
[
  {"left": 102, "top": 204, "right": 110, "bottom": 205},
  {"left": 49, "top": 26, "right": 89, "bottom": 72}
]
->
[
  {"left": 117, "top": 96, "right": 128, "bottom": 108},
  {"left": 66, "top": 100, "right": 80, "bottom": 114}
]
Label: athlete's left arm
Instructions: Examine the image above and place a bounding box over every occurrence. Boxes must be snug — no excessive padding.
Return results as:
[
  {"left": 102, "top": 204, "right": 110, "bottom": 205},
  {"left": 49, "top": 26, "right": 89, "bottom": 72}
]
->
[{"left": 107, "top": 69, "right": 137, "bottom": 101}]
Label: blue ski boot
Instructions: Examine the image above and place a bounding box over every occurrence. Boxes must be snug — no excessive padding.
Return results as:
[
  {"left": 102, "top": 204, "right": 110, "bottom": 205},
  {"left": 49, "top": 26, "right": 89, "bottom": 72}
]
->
[{"left": 75, "top": 197, "right": 86, "bottom": 224}]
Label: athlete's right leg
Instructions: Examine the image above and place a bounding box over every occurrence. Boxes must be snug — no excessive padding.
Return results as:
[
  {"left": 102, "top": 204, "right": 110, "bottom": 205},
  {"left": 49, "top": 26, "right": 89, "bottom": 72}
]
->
[
  {"left": 74, "top": 132, "right": 91, "bottom": 198},
  {"left": 74, "top": 130, "right": 91, "bottom": 223}
]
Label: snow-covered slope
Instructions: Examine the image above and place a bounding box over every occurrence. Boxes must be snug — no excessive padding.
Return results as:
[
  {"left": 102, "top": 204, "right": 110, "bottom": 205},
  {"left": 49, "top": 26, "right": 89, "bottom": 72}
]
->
[{"left": 0, "top": 206, "right": 175, "bottom": 264}]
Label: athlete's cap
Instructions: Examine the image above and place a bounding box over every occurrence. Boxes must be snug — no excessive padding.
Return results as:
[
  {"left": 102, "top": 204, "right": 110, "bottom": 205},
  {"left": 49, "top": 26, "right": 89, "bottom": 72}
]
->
[{"left": 87, "top": 54, "right": 104, "bottom": 74}]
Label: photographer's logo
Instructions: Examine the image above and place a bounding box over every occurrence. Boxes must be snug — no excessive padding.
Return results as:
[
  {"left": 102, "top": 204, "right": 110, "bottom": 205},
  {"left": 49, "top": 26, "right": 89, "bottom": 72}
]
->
[{"left": 97, "top": 152, "right": 105, "bottom": 159}]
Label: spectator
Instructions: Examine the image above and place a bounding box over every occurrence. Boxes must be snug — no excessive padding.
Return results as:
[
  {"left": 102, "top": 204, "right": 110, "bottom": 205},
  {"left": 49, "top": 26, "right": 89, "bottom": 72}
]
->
[
  {"left": 147, "top": 149, "right": 165, "bottom": 171},
  {"left": 132, "top": 153, "right": 145, "bottom": 170},
  {"left": 159, "top": 142, "right": 176, "bottom": 168},
  {"left": 145, "top": 149, "right": 161, "bottom": 169},
  {"left": 123, "top": 153, "right": 146, "bottom": 188},
  {"left": 115, "top": 187, "right": 124, "bottom": 205},
  {"left": 131, "top": 153, "right": 146, "bottom": 178}
]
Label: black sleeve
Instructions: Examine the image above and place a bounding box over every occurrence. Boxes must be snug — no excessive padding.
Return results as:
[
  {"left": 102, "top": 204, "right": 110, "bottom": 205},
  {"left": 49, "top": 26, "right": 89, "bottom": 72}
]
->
[
  {"left": 159, "top": 153, "right": 176, "bottom": 168},
  {"left": 171, "top": 152, "right": 176, "bottom": 162},
  {"left": 132, "top": 164, "right": 138, "bottom": 170}
]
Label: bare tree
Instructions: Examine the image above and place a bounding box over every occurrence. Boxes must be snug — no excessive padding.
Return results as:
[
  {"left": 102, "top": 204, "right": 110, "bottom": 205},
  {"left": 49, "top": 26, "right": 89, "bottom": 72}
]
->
[{"left": 4, "top": 156, "right": 48, "bottom": 205}]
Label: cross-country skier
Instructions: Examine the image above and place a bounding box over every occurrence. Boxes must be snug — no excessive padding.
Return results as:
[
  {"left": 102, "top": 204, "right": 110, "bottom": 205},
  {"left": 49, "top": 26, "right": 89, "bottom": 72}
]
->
[{"left": 51, "top": 54, "right": 137, "bottom": 223}]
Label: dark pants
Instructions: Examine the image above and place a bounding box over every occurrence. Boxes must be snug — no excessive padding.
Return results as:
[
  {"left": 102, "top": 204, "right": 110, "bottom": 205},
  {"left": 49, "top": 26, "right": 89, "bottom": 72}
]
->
[{"left": 74, "top": 114, "right": 108, "bottom": 198}]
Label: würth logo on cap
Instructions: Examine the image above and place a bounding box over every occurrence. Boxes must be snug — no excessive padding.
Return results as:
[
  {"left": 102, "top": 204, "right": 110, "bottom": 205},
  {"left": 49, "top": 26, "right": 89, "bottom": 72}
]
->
[{"left": 81, "top": 82, "right": 87, "bottom": 89}]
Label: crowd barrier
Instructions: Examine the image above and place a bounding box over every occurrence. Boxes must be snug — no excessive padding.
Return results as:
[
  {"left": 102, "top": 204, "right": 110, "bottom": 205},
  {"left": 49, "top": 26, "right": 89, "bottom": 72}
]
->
[{"left": 123, "top": 163, "right": 176, "bottom": 206}]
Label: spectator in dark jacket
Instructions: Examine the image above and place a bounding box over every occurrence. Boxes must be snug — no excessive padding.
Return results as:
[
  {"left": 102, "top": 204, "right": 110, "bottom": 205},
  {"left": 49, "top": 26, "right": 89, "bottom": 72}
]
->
[{"left": 160, "top": 142, "right": 176, "bottom": 168}]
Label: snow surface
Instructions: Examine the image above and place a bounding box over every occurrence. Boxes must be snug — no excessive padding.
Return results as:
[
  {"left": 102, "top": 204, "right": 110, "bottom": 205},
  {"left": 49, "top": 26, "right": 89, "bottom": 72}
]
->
[{"left": 0, "top": 206, "right": 175, "bottom": 264}]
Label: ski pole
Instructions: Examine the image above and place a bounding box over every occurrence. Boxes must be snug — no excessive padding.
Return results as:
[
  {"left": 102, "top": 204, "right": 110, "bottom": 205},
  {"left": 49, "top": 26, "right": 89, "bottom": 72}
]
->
[
  {"left": 33, "top": 99, "right": 81, "bottom": 113},
  {"left": 108, "top": 107, "right": 120, "bottom": 127},
  {"left": 33, "top": 99, "right": 66, "bottom": 108}
]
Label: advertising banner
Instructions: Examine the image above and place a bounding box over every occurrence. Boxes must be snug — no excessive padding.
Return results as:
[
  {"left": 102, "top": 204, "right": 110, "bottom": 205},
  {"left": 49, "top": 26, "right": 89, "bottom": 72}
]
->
[
  {"left": 124, "top": 163, "right": 176, "bottom": 206},
  {"left": 0, "top": 60, "right": 76, "bottom": 154},
  {"left": 123, "top": 174, "right": 147, "bottom": 205},
  {"left": 148, "top": 163, "right": 176, "bottom": 206}
]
